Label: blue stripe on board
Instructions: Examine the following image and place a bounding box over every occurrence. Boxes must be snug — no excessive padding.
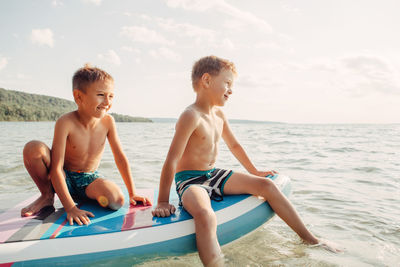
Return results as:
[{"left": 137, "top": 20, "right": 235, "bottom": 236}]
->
[
  {"left": 40, "top": 199, "right": 131, "bottom": 240},
  {"left": 40, "top": 189, "right": 157, "bottom": 239},
  {"left": 57, "top": 204, "right": 128, "bottom": 238},
  {"left": 40, "top": 211, "right": 68, "bottom": 240},
  {"left": 41, "top": 190, "right": 186, "bottom": 240}
]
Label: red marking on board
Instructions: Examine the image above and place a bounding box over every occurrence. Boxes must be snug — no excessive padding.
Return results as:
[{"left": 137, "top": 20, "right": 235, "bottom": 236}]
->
[{"left": 122, "top": 189, "right": 154, "bottom": 231}]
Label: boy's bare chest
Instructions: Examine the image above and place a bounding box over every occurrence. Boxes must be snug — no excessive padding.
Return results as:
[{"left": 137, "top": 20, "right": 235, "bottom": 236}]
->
[
  {"left": 195, "top": 116, "right": 223, "bottom": 144},
  {"left": 66, "top": 128, "right": 107, "bottom": 154}
]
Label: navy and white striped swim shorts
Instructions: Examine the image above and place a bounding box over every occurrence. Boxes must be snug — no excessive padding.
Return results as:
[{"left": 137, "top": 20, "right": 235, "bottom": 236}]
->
[{"left": 175, "top": 168, "right": 234, "bottom": 205}]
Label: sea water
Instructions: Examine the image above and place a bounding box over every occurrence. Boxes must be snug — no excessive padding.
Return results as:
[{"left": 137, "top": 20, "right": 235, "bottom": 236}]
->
[{"left": 0, "top": 122, "right": 399, "bottom": 267}]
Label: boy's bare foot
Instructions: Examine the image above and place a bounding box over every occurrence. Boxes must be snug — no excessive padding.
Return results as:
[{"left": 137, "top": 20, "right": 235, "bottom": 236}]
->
[
  {"left": 310, "top": 239, "right": 343, "bottom": 253},
  {"left": 21, "top": 195, "right": 54, "bottom": 217}
]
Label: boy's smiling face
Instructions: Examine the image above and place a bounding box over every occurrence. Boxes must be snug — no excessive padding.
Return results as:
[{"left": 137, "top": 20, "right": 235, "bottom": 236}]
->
[
  {"left": 77, "top": 80, "right": 114, "bottom": 118},
  {"left": 208, "top": 68, "right": 234, "bottom": 106}
]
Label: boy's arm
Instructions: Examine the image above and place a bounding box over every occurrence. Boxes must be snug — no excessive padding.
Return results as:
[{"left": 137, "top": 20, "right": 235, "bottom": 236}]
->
[
  {"left": 220, "top": 111, "right": 276, "bottom": 177},
  {"left": 106, "top": 115, "right": 151, "bottom": 206},
  {"left": 152, "top": 110, "right": 198, "bottom": 217},
  {"left": 50, "top": 118, "right": 94, "bottom": 225}
]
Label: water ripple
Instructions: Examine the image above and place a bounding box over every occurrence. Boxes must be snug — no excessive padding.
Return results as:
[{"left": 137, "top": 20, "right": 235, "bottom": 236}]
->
[{"left": 353, "top": 166, "right": 383, "bottom": 173}]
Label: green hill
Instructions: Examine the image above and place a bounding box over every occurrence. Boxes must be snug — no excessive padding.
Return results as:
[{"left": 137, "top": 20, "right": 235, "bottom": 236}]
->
[{"left": 0, "top": 88, "right": 152, "bottom": 122}]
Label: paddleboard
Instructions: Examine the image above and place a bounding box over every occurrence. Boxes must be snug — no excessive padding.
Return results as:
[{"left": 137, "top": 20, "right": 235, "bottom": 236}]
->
[{"left": 0, "top": 174, "right": 291, "bottom": 266}]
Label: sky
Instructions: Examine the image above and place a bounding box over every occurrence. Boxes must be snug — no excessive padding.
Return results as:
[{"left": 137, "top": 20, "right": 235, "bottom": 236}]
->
[{"left": 1, "top": 0, "right": 400, "bottom": 124}]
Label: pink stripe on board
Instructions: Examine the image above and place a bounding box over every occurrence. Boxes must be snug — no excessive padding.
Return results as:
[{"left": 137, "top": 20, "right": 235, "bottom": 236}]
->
[
  {"left": 0, "top": 194, "right": 39, "bottom": 243},
  {"left": 48, "top": 203, "right": 81, "bottom": 239},
  {"left": 49, "top": 219, "right": 68, "bottom": 239},
  {"left": 0, "top": 262, "right": 14, "bottom": 267},
  {"left": 122, "top": 189, "right": 154, "bottom": 231}
]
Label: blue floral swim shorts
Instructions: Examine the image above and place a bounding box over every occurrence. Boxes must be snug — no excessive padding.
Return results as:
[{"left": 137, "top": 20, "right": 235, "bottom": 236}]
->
[{"left": 64, "top": 169, "right": 101, "bottom": 199}]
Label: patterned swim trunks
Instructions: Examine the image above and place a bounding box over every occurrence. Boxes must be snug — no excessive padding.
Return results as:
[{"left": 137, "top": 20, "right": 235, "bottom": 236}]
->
[
  {"left": 64, "top": 170, "right": 101, "bottom": 199},
  {"left": 175, "top": 168, "right": 234, "bottom": 205}
]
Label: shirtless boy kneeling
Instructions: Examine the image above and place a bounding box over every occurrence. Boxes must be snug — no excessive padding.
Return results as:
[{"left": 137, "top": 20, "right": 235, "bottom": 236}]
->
[
  {"left": 21, "top": 64, "right": 151, "bottom": 225},
  {"left": 152, "top": 56, "right": 340, "bottom": 266}
]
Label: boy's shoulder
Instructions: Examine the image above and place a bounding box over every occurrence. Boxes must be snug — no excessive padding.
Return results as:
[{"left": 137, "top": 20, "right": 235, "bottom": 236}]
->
[
  {"left": 214, "top": 107, "right": 225, "bottom": 117},
  {"left": 178, "top": 105, "right": 227, "bottom": 123},
  {"left": 180, "top": 105, "right": 201, "bottom": 120},
  {"left": 214, "top": 108, "right": 228, "bottom": 124},
  {"left": 100, "top": 113, "right": 115, "bottom": 127},
  {"left": 175, "top": 105, "right": 202, "bottom": 129},
  {"left": 56, "top": 111, "right": 77, "bottom": 125},
  {"left": 52, "top": 112, "right": 78, "bottom": 137}
]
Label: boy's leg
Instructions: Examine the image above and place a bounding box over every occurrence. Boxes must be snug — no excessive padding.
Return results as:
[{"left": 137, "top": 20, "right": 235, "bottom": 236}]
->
[
  {"left": 21, "top": 141, "right": 54, "bottom": 217},
  {"left": 223, "top": 172, "right": 318, "bottom": 245},
  {"left": 181, "top": 186, "right": 223, "bottom": 267},
  {"left": 85, "top": 178, "right": 124, "bottom": 210}
]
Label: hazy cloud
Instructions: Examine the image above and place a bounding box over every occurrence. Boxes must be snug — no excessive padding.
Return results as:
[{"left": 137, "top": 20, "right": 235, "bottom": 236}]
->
[
  {"left": 342, "top": 55, "right": 391, "bottom": 77},
  {"left": 51, "top": 0, "right": 64, "bottom": 7},
  {"left": 121, "top": 46, "right": 141, "bottom": 54},
  {"left": 149, "top": 47, "right": 181, "bottom": 61},
  {"left": 0, "top": 56, "right": 8, "bottom": 71},
  {"left": 308, "top": 58, "right": 338, "bottom": 73},
  {"left": 281, "top": 3, "right": 302, "bottom": 15},
  {"left": 309, "top": 55, "right": 400, "bottom": 96},
  {"left": 221, "top": 38, "right": 235, "bottom": 50},
  {"left": 155, "top": 18, "right": 216, "bottom": 46},
  {"left": 17, "top": 73, "right": 31, "bottom": 80},
  {"left": 136, "top": 15, "right": 216, "bottom": 45},
  {"left": 218, "top": 1, "right": 273, "bottom": 33},
  {"left": 30, "top": 28, "right": 54, "bottom": 47},
  {"left": 83, "top": 0, "right": 102, "bottom": 5},
  {"left": 97, "top": 50, "right": 121, "bottom": 65},
  {"left": 164, "top": 0, "right": 217, "bottom": 11},
  {"left": 121, "top": 26, "right": 174, "bottom": 45},
  {"left": 164, "top": 0, "right": 273, "bottom": 33},
  {"left": 341, "top": 55, "right": 400, "bottom": 95},
  {"left": 157, "top": 18, "right": 215, "bottom": 39},
  {"left": 236, "top": 74, "right": 285, "bottom": 89}
]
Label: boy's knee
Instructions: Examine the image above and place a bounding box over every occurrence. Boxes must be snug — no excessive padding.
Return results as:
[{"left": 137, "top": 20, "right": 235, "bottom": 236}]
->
[
  {"left": 260, "top": 178, "right": 279, "bottom": 196},
  {"left": 92, "top": 180, "right": 125, "bottom": 210},
  {"left": 194, "top": 208, "right": 217, "bottom": 226},
  {"left": 23, "top": 140, "right": 48, "bottom": 159},
  {"left": 106, "top": 191, "right": 125, "bottom": 210},
  {"left": 114, "top": 193, "right": 125, "bottom": 209}
]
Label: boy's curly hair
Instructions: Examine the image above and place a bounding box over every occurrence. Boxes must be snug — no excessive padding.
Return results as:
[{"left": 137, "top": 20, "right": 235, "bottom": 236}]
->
[
  {"left": 72, "top": 63, "right": 113, "bottom": 92},
  {"left": 191, "top": 55, "right": 237, "bottom": 88}
]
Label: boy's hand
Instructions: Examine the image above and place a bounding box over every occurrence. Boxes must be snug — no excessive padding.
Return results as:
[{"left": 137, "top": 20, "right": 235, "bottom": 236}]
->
[
  {"left": 66, "top": 206, "right": 95, "bottom": 226},
  {"left": 254, "top": 170, "right": 278, "bottom": 177},
  {"left": 152, "top": 202, "right": 176, "bottom": 217},
  {"left": 130, "top": 195, "right": 152, "bottom": 206}
]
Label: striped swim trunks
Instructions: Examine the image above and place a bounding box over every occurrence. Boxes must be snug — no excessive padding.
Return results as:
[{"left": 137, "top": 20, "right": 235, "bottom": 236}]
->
[{"left": 175, "top": 168, "right": 234, "bottom": 205}]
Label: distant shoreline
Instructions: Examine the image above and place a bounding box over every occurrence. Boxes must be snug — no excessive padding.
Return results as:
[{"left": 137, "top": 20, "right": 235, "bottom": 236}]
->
[
  {"left": 150, "top": 117, "right": 284, "bottom": 124},
  {"left": 0, "top": 88, "right": 152, "bottom": 123}
]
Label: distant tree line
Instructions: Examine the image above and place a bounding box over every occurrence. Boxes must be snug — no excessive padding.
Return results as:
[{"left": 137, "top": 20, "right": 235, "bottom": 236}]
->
[
  {"left": 0, "top": 88, "right": 152, "bottom": 122},
  {"left": 109, "top": 113, "right": 151, "bottom": 123}
]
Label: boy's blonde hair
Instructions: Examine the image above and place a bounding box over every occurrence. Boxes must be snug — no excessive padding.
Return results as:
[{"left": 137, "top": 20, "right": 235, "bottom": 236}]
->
[
  {"left": 191, "top": 55, "right": 237, "bottom": 89},
  {"left": 72, "top": 63, "right": 113, "bottom": 92}
]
